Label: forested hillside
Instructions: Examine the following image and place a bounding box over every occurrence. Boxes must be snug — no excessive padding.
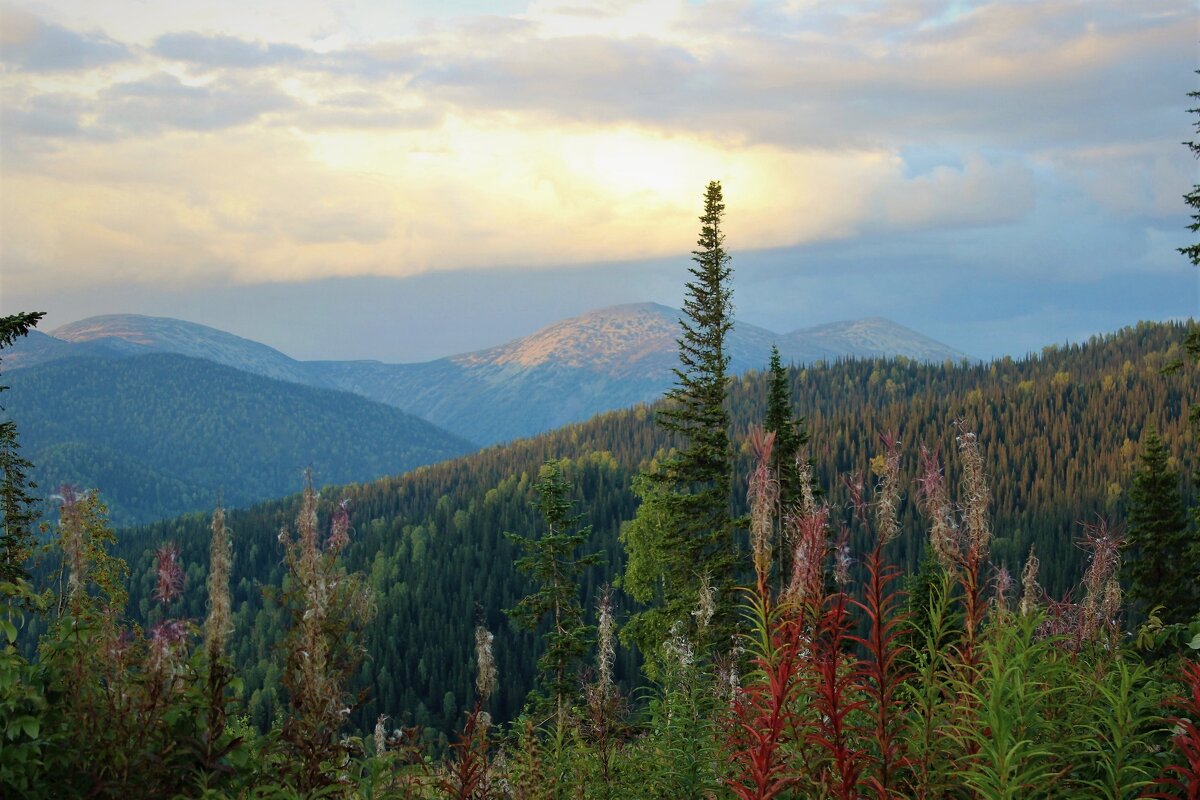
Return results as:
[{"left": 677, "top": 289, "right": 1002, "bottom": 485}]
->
[
  {"left": 2, "top": 354, "right": 473, "bottom": 525},
  {"left": 111, "top": 320, "right": 1197, "bottom": 737}
]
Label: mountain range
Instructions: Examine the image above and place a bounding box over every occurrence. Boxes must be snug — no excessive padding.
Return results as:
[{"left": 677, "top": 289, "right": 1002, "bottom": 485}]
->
[
  {"left": 9, "top": 303, "right": 970, "bottom": 445},
  {"left": 1, "top": 354, "right": 473, "bottom": 526}
]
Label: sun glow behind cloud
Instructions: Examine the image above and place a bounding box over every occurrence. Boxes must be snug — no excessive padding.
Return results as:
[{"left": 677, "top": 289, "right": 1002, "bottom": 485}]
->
[{"left": 0, "top": 0, "right": 1194, "bottom": 295}]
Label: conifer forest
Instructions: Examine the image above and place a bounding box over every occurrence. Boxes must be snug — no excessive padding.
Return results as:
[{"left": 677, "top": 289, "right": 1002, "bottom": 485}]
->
[{"left": 3, "top": 71, "right": 1200, "bottom": 795}]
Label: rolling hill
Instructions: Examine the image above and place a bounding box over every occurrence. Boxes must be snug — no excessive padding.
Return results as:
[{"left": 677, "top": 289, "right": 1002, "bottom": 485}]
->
[
  {"left": 10, "top": 304, "right": 970, "bottom": 444},
  {"left": 1, "top": 354, "right": 473, "bottom": 525}
]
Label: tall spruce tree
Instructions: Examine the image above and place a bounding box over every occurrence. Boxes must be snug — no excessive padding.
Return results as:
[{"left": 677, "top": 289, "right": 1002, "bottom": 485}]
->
[
  {"left": 764, "top": 344, "right": 809, "bottom": 587},
  {"left": 1177, "top": 78, "right": 1200, "bottom": 549},
  {"left": 764, "top": 344, "right": 808, "bottom": 513},
  {"left": 1180, "top": 76, "right": 1200, "bottom": 266},
  {"left": 506, "top": 459, "right": 601, "bottom": 723},
  {"left": 1124, "top": 428, "right": 1196, "bottom": 623},
  {"left": 622, "top": 180, "right": 736, "bottom": 665},
  {"left": 0, "top": 312, "right": 45, "bottom": 583}
]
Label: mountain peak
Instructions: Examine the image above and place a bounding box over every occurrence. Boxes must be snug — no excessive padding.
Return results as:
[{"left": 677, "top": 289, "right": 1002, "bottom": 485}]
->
[
  {"left": 453, "top": 302, "right": 684, "bottom": 378},
  {"left": 50, "top": 313, "right": 321, "bottom": 385},
  {"left": 787, "top": 316, "right": 972, "bottom": 363}
]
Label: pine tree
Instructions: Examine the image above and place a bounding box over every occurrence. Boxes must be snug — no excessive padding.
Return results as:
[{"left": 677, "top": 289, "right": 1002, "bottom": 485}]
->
[
  {"left": 1176, "top": 80, "right": 1200, "bottom": 567},
  {"left": 0, "top": 312, "right": 45, "bottom": 583},
  {"left": 764, "top": 344, "right": 809, "bottom": 511},
  {"left": 1124, "top": 429, "right": 1196, "bottom": 623},
  {"left": 506, "top": 459, "right": 601, "bottom": 723},
  {"left": 623, "top": 180, "right": 736, "bottom": 663},
  {"left": 1180, "top": 76, "right": 1200, "bottom": 266},
  {"left": 764, "top": 344, "right": 809, "bottom": 587}
]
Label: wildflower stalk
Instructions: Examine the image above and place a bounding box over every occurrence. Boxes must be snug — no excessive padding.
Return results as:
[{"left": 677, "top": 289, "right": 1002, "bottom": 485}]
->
[
  {"left": 725, "top": 428, "right": 804, "bottom": 800},
  {"left": 444, "top": 625, "right": 498, "bottom": 799},
  {"left": 582, "top": 589, "right": 624, "bottom": 798},
  {"left": 278, "top": 473, "right": 375, "bottom": 793},
  {"left": 850, "top": 543, "right": 910, "bottom": 797},
  {"left": 806, "top": 586, "right": 866, "bottom": 798},
  {"left": 198, "top": 505, "right": 239, "bottom": 783},
  {"left": 1020, "top": 545, "right": 1041, "bottom": 618}
]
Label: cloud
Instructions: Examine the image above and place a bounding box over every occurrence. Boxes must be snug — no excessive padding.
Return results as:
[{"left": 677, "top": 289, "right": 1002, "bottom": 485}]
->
[
  {"left": 877, "top": 155, "right": 1036, "bottom": 231},
  {"left": 152, "top": 31, "right": 308, "bottom": 69},
  {"left": 0, "top": 89, "right": 85, "bottom": 138},
  {"left": 98, "top": 72, "right": 296, "bottom": 133},
  {"left": 0, "top": 0, "right": 1194, "bottom": 301},
  {"left": 0, "top": 7, "right": 129, "bottom": 71}
]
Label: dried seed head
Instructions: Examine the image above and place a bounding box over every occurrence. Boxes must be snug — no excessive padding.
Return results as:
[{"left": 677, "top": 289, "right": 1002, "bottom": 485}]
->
[
  {"left": 747, "top": 428, "right": 779, "bottom": 588},
  {"left": 475, "top": 626, "right": 497, "bottom": 702},
  {"left": 874, "top": 433, "right": 903, "bottom": 545},
  {"left": 796, "top": 453, "right": 816, "bottom": 519},
  {"left": 1020, "top": 545, "right": 1041, "bottom": 617},
  {"left": 154, "top": 542, "right": 185, "bottom": 605},
  {"left": 992, "top": 564, "right": 1013, "bottom": 613},
  {"left": 784, "top": 504, "right": 828, "bottom": 605},
  {"left": 327, "top": 499, "right": 351, "bottom": 553},
  {"left": 57, "top": 486, "right": 88, "bottom": 599},
  {"left": 955, "top": 423, "right": 991, "bottom": 562},
  {"left": 1100, "top": 577, "right": 1122, "bottom": 635},
  {"left": 149, "top": 618, "right": 190, "bottom": 674},
  {"left": 917, "top": 446, "right": 959, "bottom": 570},
  {"left": 663, "top": 622, "right": 694, "bottom": 670},
  {"left": 205, "top": 506, "right": 233, "bottom": 658},
  {"left": 833, "top": 535, "right": 852, "bottom": 587},
  {"left": 714, "top": 636, "right": 743, "bottom": 706},
  {"left": 297, "top": 473, "right": 320, "bottom": 559},
  {"left": 692, "top": 573, "right": 716, "bottom": 630},
  {"left": 374, "top": 714, "right": 388, "bottom": 756},
  {"left": 1079, "top": 519, "right": 1123, "bottom": 642},
  {"left": 596, "top": 590, "right": 616, "bottom": 695}
]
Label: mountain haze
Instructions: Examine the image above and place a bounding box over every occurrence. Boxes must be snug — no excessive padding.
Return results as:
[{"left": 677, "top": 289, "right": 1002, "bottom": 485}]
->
[
  {"left": 2, "top": 354, "right": 472, "bottom": 525},
  {"left": 9, "top": 304, "right": 970, "bottom": 444}
]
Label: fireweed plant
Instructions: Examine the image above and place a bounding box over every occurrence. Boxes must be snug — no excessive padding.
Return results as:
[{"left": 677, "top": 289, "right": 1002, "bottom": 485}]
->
[
  {"left": 276, "top": 475, "right": 376, "bottom": 794},
  {"left": 3, "top": 427, "right": 1198, "bottom": 798}
]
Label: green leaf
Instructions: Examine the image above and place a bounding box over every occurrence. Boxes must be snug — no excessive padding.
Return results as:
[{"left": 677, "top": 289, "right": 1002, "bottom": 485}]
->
[
  {"left": 20, "top": 718, "right": 38, "bottom": 739},
  {"left": 0, "top": 619, "right": 16, "bottom": 644},
  {"left": 1187, "top": 631, "right": 1200, "bottom": 650}
]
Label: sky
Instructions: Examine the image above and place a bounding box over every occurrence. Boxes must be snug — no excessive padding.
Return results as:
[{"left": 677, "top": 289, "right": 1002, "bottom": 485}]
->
[{"left": 0, "top": 0, "right": 1197, "bottom": 362}]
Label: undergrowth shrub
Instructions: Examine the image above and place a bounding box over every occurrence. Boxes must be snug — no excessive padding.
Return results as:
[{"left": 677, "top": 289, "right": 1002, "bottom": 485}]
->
[{"left": 4, "top": 426, "right": 1198, "bottom": 799}]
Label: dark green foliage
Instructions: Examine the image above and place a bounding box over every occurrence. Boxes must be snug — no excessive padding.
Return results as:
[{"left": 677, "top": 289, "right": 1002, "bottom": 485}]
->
[
  {"left": 506, "top": 460, "right": 602, "bottom": 720},
  {"left": 102, "top": 321, "right": 1199, "bottom": 736},
  {"left": 3, "top": 353, "right": 472, "bottom": 525},
  {"left": 765, "top": 342, "right": 812, "bottom": 590},
  {"left": 625, "top": 180, "right": 738, "bottom": 662},
  {"left": 0, "top": 312, "right": 45, "bottom": 583},
  {"left": 4, "top": 355, "right": 1200, "bottom": 794},
  {"left": 765, "top": 343, "right": 809, "bottom": 513},
  {"left": 1125, "top": 429, "right": 1197, "bottom": 623}
]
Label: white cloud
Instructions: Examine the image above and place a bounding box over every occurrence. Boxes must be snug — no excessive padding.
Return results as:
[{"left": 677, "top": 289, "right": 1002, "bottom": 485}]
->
[{"left": 0, "top": 0, "right": 1194, "bottom": 295}]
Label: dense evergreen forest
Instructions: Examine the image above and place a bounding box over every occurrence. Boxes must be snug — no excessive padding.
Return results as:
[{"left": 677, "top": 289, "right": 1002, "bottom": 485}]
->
[
  {"left": 3, "top": 353, "right": 473, "bottom": 525},
  {"left": 104, "top": 320, "right": 1198, "bottom": 738},
  {"left": 2, "top": 174, "right": 1198, "bottom": 797}
]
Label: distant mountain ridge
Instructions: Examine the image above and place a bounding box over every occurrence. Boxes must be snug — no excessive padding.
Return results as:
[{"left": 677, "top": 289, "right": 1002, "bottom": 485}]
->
[
  {"left": 7, "top": 304, "right": 970, "bottom": 445},
  {"left": 2, "top": 353, "right": 473, "bottom": 525},
  {"left": 50, "top": 314, "right": 330, "bottom": 387}
]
